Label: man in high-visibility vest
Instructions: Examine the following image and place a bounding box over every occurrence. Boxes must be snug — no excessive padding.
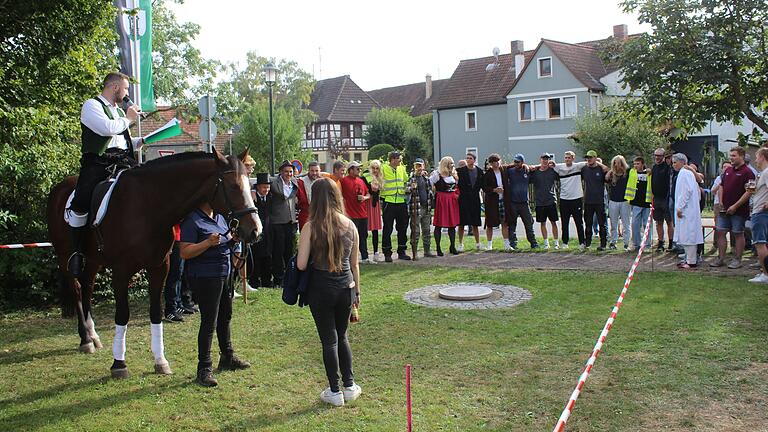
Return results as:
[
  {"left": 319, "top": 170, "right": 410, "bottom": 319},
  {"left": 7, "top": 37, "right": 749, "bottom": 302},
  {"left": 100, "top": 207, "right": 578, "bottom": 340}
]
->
[
  {"left": 380, "top": 151, "right": 411, "bottom": 262},
  {"left": 624, "top": 156, "right": 652, "bottom": 250}
]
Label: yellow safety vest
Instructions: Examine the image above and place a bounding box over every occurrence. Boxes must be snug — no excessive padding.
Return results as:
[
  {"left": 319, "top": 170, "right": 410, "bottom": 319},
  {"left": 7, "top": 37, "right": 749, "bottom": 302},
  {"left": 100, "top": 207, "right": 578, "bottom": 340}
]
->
[
  {"left": 624, "top": 168, "right": 652, "bottom": 203},
  {"left": 381, "top": 163, "right": 408, "bottom": 204}
]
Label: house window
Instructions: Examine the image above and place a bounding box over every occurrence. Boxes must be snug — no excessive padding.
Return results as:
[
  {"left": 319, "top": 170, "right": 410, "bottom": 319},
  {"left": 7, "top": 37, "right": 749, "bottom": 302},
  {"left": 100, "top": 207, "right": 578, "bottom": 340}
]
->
[
  {"left": 353, "top": 152, "right": 362, "bottom": 162},
  {"left": 341, "top": 124, "right": 350, "bottom": 138},
  {"left": 548, "top": 98, "right": 561, "bottom": 119},
  {"left": 519, "top": 101, "right": 532, "bottom": 121},
  {"left": 563, "top": 96, "right": 577, "bottom": 117},
  {"left": 534, "top": 99, "right": 547, "bottom": 120},
  {"left": 466, "top": 147, "right": 478, "bottom": 158},
  {"left": 312, "top": 153, "right": 319, "bottom": 161},
  {"left": 353, "top": 124, "right": 362, "bottom": 138},
  {"left": 538, "top": 57, "right": 552, "bottom": 78},
  {"left": 465, "top": 111, "right": 477, "bottom": 131},
  {"left": 590, "top": 94, "right": 601, "bottom": 111}
]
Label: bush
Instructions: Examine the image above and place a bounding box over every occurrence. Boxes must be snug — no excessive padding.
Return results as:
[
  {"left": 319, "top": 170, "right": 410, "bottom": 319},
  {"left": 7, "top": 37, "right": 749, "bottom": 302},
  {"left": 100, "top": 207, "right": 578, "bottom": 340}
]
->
[
  {"left": 570, "top": 104, "right": 667, "bottom": 160},
  {"left": 364, "top": 108, "right": 415, "bottom": 149},
  {"left": 367, "top": 143, "right": 396, "bottom": 162}
]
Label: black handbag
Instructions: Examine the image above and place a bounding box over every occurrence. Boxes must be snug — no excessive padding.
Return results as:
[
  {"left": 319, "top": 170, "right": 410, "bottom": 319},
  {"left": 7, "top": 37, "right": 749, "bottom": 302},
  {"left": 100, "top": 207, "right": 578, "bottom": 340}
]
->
[{"left": 282, "top": 255, "right": 311, "bottom": 306}]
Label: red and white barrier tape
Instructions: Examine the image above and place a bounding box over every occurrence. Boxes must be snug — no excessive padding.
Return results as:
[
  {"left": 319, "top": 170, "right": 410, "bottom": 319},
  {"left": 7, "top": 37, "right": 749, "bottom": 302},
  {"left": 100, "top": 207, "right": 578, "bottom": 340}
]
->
[
  {"left": 553, "top": 205, "right": 654, "bottom": 432},
  {"left": 0, "top": 242, "right": 53, "bottom": 249}
]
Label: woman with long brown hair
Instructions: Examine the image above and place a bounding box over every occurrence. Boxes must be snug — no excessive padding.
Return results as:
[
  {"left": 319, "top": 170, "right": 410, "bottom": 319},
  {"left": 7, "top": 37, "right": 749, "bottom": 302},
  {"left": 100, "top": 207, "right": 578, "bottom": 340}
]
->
[{"left": 297, "top": 177, "right": 362, "bottom": 407}]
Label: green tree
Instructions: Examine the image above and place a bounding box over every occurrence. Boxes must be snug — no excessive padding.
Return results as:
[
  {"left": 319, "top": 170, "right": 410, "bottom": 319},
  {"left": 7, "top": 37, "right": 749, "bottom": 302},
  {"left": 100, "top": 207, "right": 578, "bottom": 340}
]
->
[
  {"left": 364, "top": 108, "right": 418, "bottom": 149},
  {"left": 611, "top": 0, "right": 768, "bottom": 136},
  {"left": 367, "top": 143, "right": 396, "bottom": 162},
  {"left": 570, "top": 104, "right": 668, "bottom": 160},
  {"left": 233, "top": 100, "right": 309, "bottom": 173},
  {"left": 151, "top": 0, "right": 218, "bottom": 108},
  {"left": 213, "top": 53, "right": 316, "bottom": 130}
]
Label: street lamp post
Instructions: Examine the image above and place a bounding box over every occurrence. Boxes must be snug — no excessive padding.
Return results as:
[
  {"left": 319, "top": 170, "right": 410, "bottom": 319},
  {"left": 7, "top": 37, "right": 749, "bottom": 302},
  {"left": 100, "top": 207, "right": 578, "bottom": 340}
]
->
[{"left": 263, "top": 62, "right": 278, "bottom": 175}]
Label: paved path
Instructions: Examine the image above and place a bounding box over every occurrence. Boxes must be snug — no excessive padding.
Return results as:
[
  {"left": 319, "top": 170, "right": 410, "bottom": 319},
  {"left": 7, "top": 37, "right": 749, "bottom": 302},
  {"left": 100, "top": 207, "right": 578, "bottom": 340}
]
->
[{"left": 388, "top": 248, "right": 756, "bottom": 276}]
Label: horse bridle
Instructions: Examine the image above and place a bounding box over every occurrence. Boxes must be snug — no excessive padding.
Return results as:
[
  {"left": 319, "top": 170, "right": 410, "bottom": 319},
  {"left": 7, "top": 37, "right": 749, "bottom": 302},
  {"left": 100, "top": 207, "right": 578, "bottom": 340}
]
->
[{"left": 211, "top": 169, "right": 258, "bottom": 236}]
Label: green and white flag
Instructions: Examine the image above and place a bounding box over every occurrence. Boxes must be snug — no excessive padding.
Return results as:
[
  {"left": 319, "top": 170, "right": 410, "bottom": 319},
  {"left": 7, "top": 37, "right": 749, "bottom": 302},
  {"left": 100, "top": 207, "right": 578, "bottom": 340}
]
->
[
  {"left": 143, "top": 118, "right": 183, "bottom": 144},
  {"left": 115, "top": 0, "right": 156, "bottom": 112}
]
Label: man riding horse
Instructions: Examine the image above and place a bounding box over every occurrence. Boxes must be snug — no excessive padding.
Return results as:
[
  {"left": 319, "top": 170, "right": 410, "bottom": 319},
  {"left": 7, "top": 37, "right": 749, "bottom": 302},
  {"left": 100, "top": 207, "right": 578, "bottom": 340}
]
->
[{"left": 67, "top": 72, "right": 143, "bottom": 278}]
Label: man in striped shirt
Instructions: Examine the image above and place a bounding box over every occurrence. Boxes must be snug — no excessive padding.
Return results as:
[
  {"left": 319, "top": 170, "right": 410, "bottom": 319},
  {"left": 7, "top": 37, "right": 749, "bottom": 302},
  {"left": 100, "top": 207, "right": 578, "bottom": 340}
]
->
[{"left": 552, "top": 151, "right": 587, "bottom": 249}]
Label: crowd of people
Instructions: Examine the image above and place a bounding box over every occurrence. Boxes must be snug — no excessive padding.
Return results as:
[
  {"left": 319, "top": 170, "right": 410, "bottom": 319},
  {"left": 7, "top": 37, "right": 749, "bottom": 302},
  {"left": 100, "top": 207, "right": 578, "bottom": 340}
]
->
[{"left": 164, "top": 145, "right": 767, "bottom": 399}]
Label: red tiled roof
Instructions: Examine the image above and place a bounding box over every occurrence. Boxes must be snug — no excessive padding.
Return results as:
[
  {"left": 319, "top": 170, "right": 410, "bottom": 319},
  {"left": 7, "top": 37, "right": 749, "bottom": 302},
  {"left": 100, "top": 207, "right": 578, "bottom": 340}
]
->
[
  {"left": 307, "top": 75, "right": 381, "bottom": 122},
  {"left": 431, "top": 51, "right": 535, "bottom": 110},
  {"left": 367, "top": 79, "right": 449, "bottom": 116},
  {"left": 541, "top": 39, "right": 607, "bottom": 91}
]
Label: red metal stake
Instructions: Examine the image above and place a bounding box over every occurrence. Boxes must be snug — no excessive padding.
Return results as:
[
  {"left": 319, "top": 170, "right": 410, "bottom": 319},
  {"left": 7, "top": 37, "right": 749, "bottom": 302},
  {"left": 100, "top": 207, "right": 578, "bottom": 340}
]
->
[{"left": 406, "top": 364, "right": 413, "bottom": 432}]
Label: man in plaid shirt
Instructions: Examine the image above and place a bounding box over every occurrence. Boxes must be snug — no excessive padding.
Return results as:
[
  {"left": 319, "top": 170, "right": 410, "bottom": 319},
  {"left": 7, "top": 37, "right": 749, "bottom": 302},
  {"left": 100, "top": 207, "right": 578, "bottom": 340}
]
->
[{"left": 407, "top": 158, "right": 436, "bottom": 260}]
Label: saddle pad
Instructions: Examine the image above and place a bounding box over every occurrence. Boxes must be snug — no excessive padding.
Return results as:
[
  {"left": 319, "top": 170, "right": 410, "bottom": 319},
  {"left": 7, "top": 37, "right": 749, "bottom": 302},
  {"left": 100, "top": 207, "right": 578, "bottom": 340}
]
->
[{"left": 63, "top": 170, "right": 125, "bottom": 228}]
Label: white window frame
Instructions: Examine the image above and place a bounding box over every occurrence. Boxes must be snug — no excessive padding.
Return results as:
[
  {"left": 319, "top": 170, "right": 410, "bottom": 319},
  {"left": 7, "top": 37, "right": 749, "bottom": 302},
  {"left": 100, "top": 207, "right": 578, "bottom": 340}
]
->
[
  {"left": 465, "top": 110, "right": 478, "bottom": 132},
  {"left": 518, "top": 101, "right": 532, "bottom": 122},
  {"left": 518, "top": 95, "right": 578, "bottom": 122},
  {"left": 537, "top": 57, "right": 552, "bottom": 79},
  {"left": 548, "top": 98, "right": 561, "bottom": 119},
  {"left": 466, "top": 147, "right": 478, "bottom": 158}
]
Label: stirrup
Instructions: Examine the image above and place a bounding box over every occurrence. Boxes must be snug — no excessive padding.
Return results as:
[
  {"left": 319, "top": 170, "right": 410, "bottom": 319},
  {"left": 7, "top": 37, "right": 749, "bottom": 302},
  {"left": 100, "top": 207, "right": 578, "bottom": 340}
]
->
[{"left": 67, "top": 252, "right": 85, "bottom": 277}]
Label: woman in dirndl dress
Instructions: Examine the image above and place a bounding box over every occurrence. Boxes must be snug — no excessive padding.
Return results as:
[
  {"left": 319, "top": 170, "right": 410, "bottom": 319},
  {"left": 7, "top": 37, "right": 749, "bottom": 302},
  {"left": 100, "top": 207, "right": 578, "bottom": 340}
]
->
[
  {"left": 430, "top": 156, "right": 460, "bottom": 255},
  {"left": 362, "top": 160, "right": 384, "bottom": 262},
  {"left": 482, "top": 153, "right": 511, "bottom": 250}
]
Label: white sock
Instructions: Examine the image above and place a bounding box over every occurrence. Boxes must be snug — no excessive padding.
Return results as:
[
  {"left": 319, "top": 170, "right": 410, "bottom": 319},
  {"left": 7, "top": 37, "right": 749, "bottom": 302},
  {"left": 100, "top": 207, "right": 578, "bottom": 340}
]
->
[
  {"left": 487, "top": 240, "right": 493, "bottom": 249},
  {"left": 113, "top": 324, "right": 127, "bottom": 361},
  {"left": 544, "top": 239, "right": 550, "bottom": 246},
  {"left": 554, "top": 239, "right": 560, "bottom": 247},
  {"left": 150, "top": 323, "right": 167, "bottom": 364},
  {"left": 502, "top": 239, "right": 510, "bottom": 247}
]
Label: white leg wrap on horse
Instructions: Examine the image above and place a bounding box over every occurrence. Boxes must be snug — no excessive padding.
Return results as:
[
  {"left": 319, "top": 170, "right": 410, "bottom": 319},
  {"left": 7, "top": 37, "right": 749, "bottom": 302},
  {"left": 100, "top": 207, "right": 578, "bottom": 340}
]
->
[
  {"left": 113, "top": 324, "right": 127, "bottom": 361},
  {"left": 87, "top": 313, "right": 100, "bottom": 340},
  {"left": 150, "top": 323, "right": 167, "bottom": 364}
]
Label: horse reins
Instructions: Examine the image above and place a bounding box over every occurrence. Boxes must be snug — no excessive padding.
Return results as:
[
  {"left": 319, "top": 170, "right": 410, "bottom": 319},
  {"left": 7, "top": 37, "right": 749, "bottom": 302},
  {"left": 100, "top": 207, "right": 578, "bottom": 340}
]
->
[{"left": 210, "top": 168, "right": 258, "bottom": 271}]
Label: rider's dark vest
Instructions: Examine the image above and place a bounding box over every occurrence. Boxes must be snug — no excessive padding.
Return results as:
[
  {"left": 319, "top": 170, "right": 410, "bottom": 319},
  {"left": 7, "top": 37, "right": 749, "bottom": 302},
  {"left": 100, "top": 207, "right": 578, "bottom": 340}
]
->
[{"left": 81, "top": 98, "right": 133, "bottom": 156}]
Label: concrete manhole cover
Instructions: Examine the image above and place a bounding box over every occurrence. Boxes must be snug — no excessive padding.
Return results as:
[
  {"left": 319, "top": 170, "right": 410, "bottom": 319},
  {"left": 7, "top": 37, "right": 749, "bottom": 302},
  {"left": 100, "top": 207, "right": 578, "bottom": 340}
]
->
[
  {"left": 404, "top": 283, "right": 532, "bottom": 309},
  {"left": 438, "top": 285, "right": 493, "bottom": 300}
]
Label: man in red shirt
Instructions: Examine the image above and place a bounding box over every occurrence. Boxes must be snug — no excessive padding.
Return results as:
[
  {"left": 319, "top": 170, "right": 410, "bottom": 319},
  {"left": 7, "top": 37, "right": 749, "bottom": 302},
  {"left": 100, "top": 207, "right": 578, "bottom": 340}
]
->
[
  {"left": 711, "top": 146, "right": 755, "bottom": 269},
  {"left": 340, "top": 161, "right": 370, "bottom": 263}
]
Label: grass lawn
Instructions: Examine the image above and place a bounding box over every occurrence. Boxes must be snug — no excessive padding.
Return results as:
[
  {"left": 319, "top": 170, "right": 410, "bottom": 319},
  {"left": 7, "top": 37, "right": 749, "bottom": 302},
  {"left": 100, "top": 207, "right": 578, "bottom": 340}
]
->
[{"left": 1, "top": 266, "right": 766, "bottom": 431}]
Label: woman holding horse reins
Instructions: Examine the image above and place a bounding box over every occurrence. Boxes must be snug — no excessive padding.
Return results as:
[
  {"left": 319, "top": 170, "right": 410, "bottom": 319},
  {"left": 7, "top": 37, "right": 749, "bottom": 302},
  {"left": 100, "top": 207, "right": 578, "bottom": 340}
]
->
[{"left": 180, "top": 202, "right": 251, "bottom": 387}]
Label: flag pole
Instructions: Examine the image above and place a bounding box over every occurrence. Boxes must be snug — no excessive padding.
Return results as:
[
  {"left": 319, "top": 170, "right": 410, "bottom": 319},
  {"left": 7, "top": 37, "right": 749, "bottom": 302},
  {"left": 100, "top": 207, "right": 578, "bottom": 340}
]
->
[{"left": 132, "top": 1, "right": 143, "bottom": 163}]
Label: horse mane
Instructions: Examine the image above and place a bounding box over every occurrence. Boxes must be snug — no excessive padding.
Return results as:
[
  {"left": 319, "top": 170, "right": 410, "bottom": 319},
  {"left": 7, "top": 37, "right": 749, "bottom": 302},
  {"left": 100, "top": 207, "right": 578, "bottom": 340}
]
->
[{"left": 128, "top": 151, "right": 215, "bottom": 175}]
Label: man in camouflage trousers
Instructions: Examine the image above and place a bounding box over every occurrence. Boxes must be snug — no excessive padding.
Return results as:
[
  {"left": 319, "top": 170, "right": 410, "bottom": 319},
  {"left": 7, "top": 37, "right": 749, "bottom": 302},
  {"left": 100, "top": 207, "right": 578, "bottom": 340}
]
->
[{"left": 407, "top": 158, "right": 436, "bottom": 260}]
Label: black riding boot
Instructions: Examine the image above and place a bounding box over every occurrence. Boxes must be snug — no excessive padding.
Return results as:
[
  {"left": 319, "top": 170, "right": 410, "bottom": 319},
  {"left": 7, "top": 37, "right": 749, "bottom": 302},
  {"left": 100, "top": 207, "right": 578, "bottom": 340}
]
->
[
  {"left": 67, "top": 226, "right": 88, "bottom": 278},
  {"left": 434, "top": 228, "right": 443, "bottom": 256}
]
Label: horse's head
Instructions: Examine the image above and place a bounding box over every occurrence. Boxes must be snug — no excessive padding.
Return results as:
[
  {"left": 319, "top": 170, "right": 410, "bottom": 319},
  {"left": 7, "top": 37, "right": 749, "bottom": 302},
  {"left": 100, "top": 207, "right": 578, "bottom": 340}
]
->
[{"left": 210, "top": 148, "right": 262, "bottom": 244}]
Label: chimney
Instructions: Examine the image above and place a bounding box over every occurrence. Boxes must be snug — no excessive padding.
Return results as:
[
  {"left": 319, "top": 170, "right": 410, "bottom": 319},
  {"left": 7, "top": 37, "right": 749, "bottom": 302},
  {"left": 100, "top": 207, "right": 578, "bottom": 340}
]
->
[
  {"left": 613, "top": 24, "right": 628, "bottom": 40},
  {"left": 511, "top": 40, "right": 525, "bottom": 79},
  {"left": 425, "top": 74, "right": 433, "bottom": 99}
]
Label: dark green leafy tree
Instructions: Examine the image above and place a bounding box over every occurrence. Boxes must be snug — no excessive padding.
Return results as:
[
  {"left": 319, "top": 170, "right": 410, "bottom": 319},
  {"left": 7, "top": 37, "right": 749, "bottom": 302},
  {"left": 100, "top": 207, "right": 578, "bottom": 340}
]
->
[
  {"left": 570, "top": 104, "right": 668, "bottom": 159},
  {"left": 610, "top": 0, "right": 768, "bottom": 136},
  {"left": 364, "top": 108, "right": 421, "bottom": 150},
  {"left": 367, "top": 143, "right": 396, "bottom": 162},
  {"left": 233, "top": 100, "right": 309, "bottom": 173}
]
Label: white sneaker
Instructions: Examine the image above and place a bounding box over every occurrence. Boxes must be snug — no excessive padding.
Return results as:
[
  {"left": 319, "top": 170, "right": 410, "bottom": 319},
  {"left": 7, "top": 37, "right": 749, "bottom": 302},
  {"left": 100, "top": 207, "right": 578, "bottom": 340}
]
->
[
  {"left": 561, "top": 243, "right": 569, "bottom": 249},
  {"left": 233, "top": 290, "right": 243, "bottom": 298},
  {"left": 748, "top": 273, "right": 768, "bottom": 283},
  {"left": 246, "top": 283, "right": 258, "bottom": 293},
  {"left": 373, "top": 252, "right": 382, "bottom": 261},
  {"left": 543, "top": 244, "right": 550, "bottom": 250},
  {"left": 487, "top": 241, "right": 493, "bottom": 251},
  {"left": 476, "top": 243, "right": 485, "bottom": 251},
  {"left": 320, "top": 388, "right": 344, "bottom": 407},
  {"left": 457, "top": 244, "right": 464, "bottom": 252},
  {"left": 367, "top": 257, "right": 378, "bottom": 264},
  {"left": 342, "top": 383, "right": 362, "bottom": 402},
  {"left": 579, "top": 244, "right": 586, "bottom": 251}
]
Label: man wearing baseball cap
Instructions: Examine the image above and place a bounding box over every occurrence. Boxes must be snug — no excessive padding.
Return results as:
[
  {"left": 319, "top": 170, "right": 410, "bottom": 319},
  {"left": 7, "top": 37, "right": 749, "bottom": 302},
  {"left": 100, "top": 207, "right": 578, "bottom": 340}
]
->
[
  {"left": 407, "top": 158, "right": 436, "bottom": 259},
  {"left": 380, "top": 151, "right": 411, "bottom": 261},
  {"left": 340, "top": 161, "right": 371, "bottom": 263},
  {"left": 504, "top": 153, "right": 538, "bottom": 249},
  {"left": 529, "top": 153, "right": 560, "bottom": 249},
  {"left": 581, "top": 150, "right": 609, "bottom": 250}
]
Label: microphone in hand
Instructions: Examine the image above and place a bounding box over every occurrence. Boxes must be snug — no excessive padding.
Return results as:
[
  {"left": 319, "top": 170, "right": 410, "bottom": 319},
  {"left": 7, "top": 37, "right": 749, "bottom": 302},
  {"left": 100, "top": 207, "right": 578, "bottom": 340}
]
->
[{"left": 122, "top": 96, "right": 147, "bottom": 119}]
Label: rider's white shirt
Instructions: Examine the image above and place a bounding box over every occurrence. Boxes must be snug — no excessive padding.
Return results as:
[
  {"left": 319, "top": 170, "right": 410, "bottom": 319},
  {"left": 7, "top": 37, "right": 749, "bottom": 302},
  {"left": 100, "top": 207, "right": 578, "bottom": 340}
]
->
[{"left": 80, "top": 96, "right": 141, "bottom": 151}]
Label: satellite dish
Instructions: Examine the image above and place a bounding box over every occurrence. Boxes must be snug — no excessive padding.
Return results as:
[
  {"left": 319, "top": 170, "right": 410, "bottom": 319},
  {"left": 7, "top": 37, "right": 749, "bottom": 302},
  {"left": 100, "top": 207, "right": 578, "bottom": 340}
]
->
[
  {"left": 486, "top": 47, "right": 501, "bottom": 72},
  {"left": 492, "top": 47, "right": 500, "bottom": 57},
  {"left": 486, "top": 63, "right": 497, "bottom": 72}
]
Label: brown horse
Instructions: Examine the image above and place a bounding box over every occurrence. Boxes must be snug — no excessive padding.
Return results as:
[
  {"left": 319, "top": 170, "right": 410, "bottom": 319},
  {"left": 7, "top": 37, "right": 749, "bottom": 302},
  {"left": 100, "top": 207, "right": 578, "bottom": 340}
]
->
[{"left": 46, "top": 148, "right": 261, "bottom": 378}]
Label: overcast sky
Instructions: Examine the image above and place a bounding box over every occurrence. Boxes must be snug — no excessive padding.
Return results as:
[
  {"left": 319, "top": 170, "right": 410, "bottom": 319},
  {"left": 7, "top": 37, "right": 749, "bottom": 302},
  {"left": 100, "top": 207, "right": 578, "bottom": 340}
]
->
[{"left": 170, "top": 0, "right": 651, "bottom": 91}]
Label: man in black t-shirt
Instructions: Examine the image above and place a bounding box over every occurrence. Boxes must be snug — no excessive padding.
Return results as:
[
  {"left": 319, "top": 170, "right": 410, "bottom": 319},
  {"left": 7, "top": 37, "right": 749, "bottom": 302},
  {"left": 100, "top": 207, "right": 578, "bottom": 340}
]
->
[
  {"left": 651, "top": 148, "right": 674, "bottom": 251},
  {"left": 530, "top": 153, "right": 560, "bottom": 249},
  {"left": 581, "top": 150, "right": 609, "bottom": 250}
]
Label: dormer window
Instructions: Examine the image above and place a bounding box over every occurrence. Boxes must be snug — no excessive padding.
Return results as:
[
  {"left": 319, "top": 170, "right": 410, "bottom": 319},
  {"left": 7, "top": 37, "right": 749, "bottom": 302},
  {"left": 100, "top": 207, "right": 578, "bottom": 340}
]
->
[{"left": 537, "top": 57, "right": 552, "bottom": 78}]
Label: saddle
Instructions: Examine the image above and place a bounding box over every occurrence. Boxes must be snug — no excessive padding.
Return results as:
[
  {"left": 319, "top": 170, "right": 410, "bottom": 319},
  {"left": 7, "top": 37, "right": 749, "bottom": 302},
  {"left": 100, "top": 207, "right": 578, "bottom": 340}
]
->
[{"left": 64, "top": 164, "right": 131, "bottom": 229}]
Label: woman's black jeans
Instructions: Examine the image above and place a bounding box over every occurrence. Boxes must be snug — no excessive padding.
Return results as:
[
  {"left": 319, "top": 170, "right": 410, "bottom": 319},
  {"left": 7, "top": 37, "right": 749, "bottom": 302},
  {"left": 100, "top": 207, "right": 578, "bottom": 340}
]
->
[
  {"left": 308, "top": 280, "right": 354, "bottom": 393},
  {"left": 189, "top": 276, "right": 233, "bottom": 370}
]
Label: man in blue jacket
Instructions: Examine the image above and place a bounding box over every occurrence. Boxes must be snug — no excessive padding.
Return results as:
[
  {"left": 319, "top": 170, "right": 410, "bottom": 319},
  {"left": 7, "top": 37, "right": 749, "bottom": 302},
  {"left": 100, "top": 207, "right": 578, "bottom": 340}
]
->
[{"left": 505, "top": 154, "right": 539, "bottom": 250}]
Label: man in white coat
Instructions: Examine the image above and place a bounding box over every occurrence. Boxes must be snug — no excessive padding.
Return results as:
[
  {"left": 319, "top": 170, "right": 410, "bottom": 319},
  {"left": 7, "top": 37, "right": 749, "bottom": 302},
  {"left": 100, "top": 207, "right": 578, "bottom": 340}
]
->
[{"left": 672, "top": 153, "right": 703, "bottom": 269}]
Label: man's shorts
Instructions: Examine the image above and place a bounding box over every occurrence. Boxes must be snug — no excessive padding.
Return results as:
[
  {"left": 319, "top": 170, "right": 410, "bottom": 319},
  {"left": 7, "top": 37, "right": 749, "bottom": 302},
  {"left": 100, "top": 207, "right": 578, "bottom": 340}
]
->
[
  {"left": 652, "top": 197, "right": 672, "bottom": 222},
  {"left": 716, "top": 213, "right": 747, "bottom": 234},
  {"left": 751, "top": 212, "right": 768, "bottom": 244},
  {"left": 535, "top": 205, "right": 559, "bottom": 223}
]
